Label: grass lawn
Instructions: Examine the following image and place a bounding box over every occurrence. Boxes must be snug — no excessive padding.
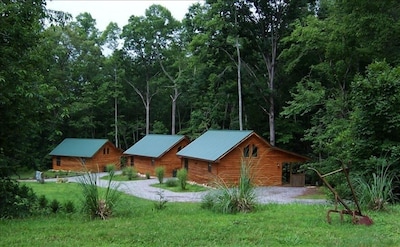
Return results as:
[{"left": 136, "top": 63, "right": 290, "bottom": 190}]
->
[
  {"left": 151, "top": 181, "right": 209, "bottom": 192},
  {"left": 100, "top": 174, "right": 148, "bottom": 181},
  {"left": 1, "top": 182, "right": 399, "bottom": 247}
]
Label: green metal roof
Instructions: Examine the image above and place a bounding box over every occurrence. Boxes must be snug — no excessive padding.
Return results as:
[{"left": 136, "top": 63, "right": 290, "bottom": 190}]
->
[
  {"left": 176, "top": 130, "right": 253, "bottom": 162},
  {"left": 49, "top": 138, "right": 109, "bottom": 158},
  {"left": 123, "top": 134, "right": 186, "bottom": 158}
]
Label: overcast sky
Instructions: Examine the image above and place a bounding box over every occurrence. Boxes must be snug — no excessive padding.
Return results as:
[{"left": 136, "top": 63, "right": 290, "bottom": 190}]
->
[{"left": 46, "top": 0, "right": 202, "bottom": 31}]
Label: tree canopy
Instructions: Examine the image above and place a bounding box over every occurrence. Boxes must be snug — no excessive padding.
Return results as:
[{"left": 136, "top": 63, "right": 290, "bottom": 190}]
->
[{"left": 1, "top": 0, "right": 400, "bottom": 183}]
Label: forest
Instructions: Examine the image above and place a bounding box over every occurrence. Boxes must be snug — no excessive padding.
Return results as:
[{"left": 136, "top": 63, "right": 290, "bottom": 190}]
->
[{"left": 1, "top": 0, "right": 400, "bottom": 182}]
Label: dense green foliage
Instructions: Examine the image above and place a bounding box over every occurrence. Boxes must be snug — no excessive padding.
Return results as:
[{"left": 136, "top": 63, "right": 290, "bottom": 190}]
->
[
  {"left": 0, "top": 179, "right": 38, "bottom": 218},
  {"left": 1, "top": 0, "right": 400, "bottom": 196}
]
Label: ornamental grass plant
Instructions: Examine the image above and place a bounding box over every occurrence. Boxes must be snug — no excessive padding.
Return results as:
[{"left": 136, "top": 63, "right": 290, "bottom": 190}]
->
[
  {"left": 355, "top": 158, "right": 397, "bottom": 211},
  {"left": 77, "top": 170, "right": 120, "bottom": 220},
  {"left": 201, "top": 159, "right": 257, "bottom": 214}
]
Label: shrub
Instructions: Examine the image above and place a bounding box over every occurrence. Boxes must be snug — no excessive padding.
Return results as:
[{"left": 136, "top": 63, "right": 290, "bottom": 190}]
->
[
  {"left": 165, "top": 178, "right": 178, "bottom": 187},
  {"left": 177, "top": 168, "right": 188, "bottom": 190},
  {"left": 155, "top": 166, "right": 165, "bottom": 184},
  {"left": 78, "top": 170, "right": 120, "bottom": 220},
  {"left": 355, "top": 158, "right": 397, "bottom": 211},
  {"left": 63, "top": 200, "right": 75, "bottom": 213},
  {"left": 0, "top": 178, "right": 37, "bottom": 218},
  {"left": 38, "top": 194, "right": 48, "bottom": 209},
  {"left": 50, "top": 199, "right": 61, "bottom": 213},
  {"left": 123, "top": 166, "right": 137, "bottom": 180},
  {"left": 105, "top": 164, "right": 116, "bottom": 173},
  {"left": 146, "top": 172, "right": 151, "bottom": 179},
  {"left": 201, "top": 160, "right": 257, "bottom": 214}
]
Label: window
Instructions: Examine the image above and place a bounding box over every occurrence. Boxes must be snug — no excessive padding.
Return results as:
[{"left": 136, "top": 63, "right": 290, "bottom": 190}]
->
[
  {"left": 107, "top": 148, "right": 110, "bottom": 154},
  {"left": 103, "top": 148, "right": 106, "bottom": 154},
  {"left": 243, "top": 145, "right": 250, "bottom": 157},
  {"left": 56, "top": 157, "right": 61, "bottom": 166},
  {"left": 208, "top": 162, "right": 212, "bottom": 172},
  {"left": 130, "top": 156, "right": 134, "bottom": 166},
  {"left": 252, "top": 145, "right": 258, "bottom": 157}
]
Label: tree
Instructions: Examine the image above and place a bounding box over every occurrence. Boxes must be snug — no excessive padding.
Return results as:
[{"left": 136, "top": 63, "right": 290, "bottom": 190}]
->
[
  {"left": 350, "top": 61, "right": 400, "bottom": 173},
  {"left": 281, "top": 0, "right": 400, "bottom": 173},
  {"left": 0, "top": 0, "right": 46, "bottom": 173},
  {"left": 122, "top": 5, "right": 180, "bottom": 135}
]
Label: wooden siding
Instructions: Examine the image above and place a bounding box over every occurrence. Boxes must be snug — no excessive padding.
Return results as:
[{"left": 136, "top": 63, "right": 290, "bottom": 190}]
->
[
  {"left": 52, "top": 142, "right": 122, "bottom": 172},
  {"left": 186, "top": 134, "right": 308, "bottom": 187},
  {"left": 129, "top": 139, "right": 189, "bottom": 177},
  {"left": 186, "top": 159, "right": 216, "bottom": 186}
]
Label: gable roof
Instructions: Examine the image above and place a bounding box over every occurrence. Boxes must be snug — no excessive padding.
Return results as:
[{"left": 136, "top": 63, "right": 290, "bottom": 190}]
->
[
  {"left": 123, "top": 134, "right": 186, "bottom": 158},
  {"left": 49, "top": 138, "right": 110, "bottom": 158},
  {"left": 176, "top": 130, "right": 253, "bottom": 162}
]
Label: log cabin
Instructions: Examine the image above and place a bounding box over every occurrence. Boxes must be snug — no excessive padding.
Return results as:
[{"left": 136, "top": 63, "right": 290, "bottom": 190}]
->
[
  {"left": 176, "top": 130, "right": 309, "bottom": 187},
  {"left": 49, "top": 138, "right": 122, "bottom": 172},
  {"left": 123, "top": 134, "right": 189, "bottom": 177}
]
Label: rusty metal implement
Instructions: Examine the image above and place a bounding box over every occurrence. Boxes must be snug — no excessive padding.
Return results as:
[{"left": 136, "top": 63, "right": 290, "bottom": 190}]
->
[{"left": 309, "top": 166, "right": 373, "bottom": 226}]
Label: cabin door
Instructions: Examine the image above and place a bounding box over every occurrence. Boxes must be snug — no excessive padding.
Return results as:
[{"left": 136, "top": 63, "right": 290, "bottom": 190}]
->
[
  {"left": 184, "top": 158, "right": 189, "bottom": 170},
  {"left": 282, "top": 163, "right": 305, "bottom": 187}
]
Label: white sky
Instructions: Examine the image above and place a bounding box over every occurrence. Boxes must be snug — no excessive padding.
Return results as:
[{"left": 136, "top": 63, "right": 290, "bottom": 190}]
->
[{"left": 46, "top": 0, "right": 202, "bottom": 31}]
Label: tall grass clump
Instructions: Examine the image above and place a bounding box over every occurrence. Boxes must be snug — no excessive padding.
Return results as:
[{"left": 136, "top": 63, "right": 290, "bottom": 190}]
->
[
  {"left": 122, "top": 166, "right": 137, "bottom": 180},
  {"left": 77, "top": 170, "right": 120, "bottom": 220},
  {"left": 105, "top": 164, "right": 116, "bottom": 173},
  {"left": 355, "top": 158, "right": 397, "bottom": 211},
  {"left": 177, "top": 168, "right": 188, "bottom": 190},
  {"left": 201, "top": 160, "right": 257, "bottom": 214},
  {"left": 155, "top": 166, "right": 165, "bottom": 184}
]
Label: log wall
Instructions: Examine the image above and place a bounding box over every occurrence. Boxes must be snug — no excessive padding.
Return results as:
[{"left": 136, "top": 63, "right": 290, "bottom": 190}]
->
[
  {"left": 130, "top": 139, "right": 189, "bottom": 177},
  {"left": 52, "top": 142, "right": 122, "bottom": 172},
  {"left": 186, "top": 134, "right": 308, "bottom": 186}
]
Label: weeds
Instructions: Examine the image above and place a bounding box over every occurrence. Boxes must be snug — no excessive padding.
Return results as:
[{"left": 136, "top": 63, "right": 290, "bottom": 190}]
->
[{"left": 154, "top": 190, "right": 168, "bottom": 210}]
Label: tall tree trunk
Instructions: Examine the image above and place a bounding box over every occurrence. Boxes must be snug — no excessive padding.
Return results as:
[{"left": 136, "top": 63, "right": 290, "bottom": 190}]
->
[
  {"left": 236, "top": 35, "right": 243, "bottom": 131},
  {"left": 159, "top": 61, "right": 181, "bottom": 135},
  {"left": 114, "top": 68, "right": 118, "bottom": 148},
  {"left": 171, "top": 88, "right": 178, "bottom": 135}
]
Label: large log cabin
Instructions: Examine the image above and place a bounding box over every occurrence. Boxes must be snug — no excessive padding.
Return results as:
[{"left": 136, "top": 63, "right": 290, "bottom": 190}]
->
[
  {"left": 123, "top": 134, "right": 189, "bottom": 177},
  {"left": 49, "top": 138, "right": 122, "bottom": 172},
  {"left": 176, "top": 130, "right": 309, "bottom": 187}
]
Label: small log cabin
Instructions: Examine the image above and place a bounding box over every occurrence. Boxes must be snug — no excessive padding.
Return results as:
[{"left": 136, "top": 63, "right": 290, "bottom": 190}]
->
[
  {"left": 123, "top": 134, "right": 189, "bottom": 177},
  {"left": 176, "top": 130, "right": 309, "bottom": 187},
  {"left": 49, "top": 138, "right": 122, "bottom": 172}
]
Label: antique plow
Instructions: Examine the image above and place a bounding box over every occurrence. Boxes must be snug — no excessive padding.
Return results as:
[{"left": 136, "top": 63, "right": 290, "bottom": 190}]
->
[{"left": 309, "top": 166, "right": 373, "bottom": 226}]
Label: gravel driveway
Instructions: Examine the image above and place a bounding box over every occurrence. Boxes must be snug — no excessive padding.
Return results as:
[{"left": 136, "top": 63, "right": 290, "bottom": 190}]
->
[
  {"left": 49, "top": 173, "right": 326, "bottom": 204},
  {"left": 77, "top": 174, "right": 327, "bottom": 205}
]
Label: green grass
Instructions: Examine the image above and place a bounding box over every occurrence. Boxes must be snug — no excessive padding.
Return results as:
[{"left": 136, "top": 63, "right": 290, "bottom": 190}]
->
[
  {"left": 10, "top": 169, "right": 85, "bottom": 180},
  {"left": 296, "top": 187, "right": 327, "bottom": 200},
  {"left": 1, "top": 182, "right": 399, "bottom": 246},
  {"left": 151, "top": 182, "right": 209, "bottom": 192},
  {"left": 100, "top": 174, "right": 147, "bottom": 181}
]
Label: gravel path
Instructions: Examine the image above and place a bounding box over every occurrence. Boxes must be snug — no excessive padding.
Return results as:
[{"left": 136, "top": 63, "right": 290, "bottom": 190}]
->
[{"left": 45, "top": 173, "right": 327, "bottom": 204}]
